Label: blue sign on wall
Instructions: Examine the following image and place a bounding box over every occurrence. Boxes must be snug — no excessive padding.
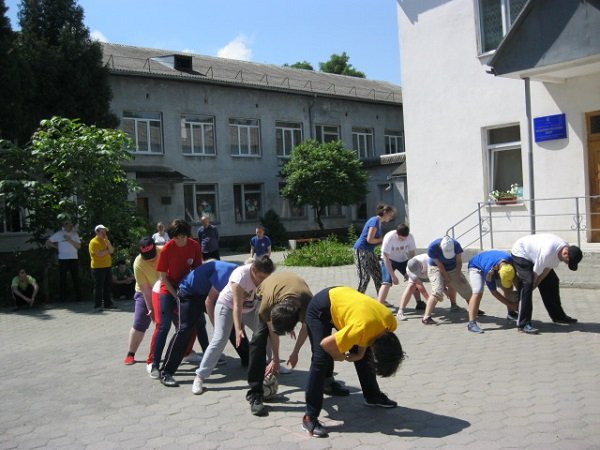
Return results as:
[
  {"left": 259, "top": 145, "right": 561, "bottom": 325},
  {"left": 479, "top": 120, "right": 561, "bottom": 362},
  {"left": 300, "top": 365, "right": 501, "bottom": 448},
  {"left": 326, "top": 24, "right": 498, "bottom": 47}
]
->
[{"left": 533, "top": 113, "right": 567, "bottom": 143}]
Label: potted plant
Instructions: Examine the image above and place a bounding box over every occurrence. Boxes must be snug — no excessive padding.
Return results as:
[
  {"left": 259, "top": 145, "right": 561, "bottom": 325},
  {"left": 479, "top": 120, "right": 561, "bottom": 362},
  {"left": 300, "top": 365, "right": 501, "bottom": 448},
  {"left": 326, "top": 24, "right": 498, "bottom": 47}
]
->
[{"left": 489, "top": 183, "right": 520, "bottom": 205}]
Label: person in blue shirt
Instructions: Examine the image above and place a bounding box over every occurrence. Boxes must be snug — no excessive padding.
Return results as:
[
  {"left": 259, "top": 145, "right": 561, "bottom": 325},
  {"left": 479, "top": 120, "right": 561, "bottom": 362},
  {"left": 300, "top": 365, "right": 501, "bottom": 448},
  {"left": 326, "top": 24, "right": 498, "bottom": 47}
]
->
[
  {"left": 352, "top": 203, "right": 395, "bottom": 294},
  {"left": 466, "top": 250, "right": 519, "bottom": 333},
  {"left": 422, "top": 236, "right": 477, "bottom": 325},
  {"left": 159, "top": 260, "right": 249, "bottom": 387},
  {"left": 250, "top": 226, "right": 272, "bottom": 259}
]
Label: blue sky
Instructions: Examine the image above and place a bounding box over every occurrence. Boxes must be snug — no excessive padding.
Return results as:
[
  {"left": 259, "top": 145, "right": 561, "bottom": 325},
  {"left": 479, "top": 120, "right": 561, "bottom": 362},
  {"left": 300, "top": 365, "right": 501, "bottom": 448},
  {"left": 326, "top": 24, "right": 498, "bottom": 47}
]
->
[{"left": 4, "top": 0, "right": 402, "bottom": 85}]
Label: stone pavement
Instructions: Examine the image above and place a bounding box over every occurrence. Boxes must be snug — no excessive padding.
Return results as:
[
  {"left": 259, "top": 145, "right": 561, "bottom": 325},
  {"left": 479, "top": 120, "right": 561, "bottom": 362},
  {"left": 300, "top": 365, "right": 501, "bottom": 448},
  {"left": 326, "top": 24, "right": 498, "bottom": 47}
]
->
[{"left": 1, "top": 251, "right": 599, "bottom": 449}]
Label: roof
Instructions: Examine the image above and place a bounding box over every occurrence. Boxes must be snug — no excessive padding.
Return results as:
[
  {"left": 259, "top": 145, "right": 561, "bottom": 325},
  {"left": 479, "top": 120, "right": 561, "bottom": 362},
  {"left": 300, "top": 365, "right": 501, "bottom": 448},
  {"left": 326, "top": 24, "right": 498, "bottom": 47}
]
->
[
  {"left": 101, "top": 43, "right": 402, "bottom": 104},
  {"left": 488, "top": 0, "right": 600, "bottom": 81}
]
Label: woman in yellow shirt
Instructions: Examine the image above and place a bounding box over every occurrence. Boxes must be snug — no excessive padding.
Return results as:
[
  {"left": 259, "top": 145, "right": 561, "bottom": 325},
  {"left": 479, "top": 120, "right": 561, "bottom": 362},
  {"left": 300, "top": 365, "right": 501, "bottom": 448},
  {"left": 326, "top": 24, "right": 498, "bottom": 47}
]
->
[{"left": 302, "top": 286, "right": 405, "bottom": 438}]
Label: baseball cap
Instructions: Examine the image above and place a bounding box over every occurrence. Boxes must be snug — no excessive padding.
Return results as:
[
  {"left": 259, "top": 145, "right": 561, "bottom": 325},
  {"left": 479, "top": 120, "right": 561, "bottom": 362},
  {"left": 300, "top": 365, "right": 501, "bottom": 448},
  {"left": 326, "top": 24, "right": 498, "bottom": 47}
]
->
[
  {"left": 567, "top": 245, "right": 582, "bottom": 271},
  {"left": 440, "top": 236, "right": 455, "bottom": 259},
  {"left": 94, "top": 224, "right": 108, "bottom": 232},
  {"left": 498, "top": 264, "right": 515, "bottom": 289},
  {"left": 139, "top": 236, "right": 157, "bottom": 260}
]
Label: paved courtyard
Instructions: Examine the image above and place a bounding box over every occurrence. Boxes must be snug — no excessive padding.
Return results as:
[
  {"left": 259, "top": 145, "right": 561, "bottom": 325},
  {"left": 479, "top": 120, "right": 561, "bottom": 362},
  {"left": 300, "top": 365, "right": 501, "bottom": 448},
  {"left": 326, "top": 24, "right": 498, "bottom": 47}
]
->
[{"left": 1, "top": 252, "right": 599, "bottom": 449}]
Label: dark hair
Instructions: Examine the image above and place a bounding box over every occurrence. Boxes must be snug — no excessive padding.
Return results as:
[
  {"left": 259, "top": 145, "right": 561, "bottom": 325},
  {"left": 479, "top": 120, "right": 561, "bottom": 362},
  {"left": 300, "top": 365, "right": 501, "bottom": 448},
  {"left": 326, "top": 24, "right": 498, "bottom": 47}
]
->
[
  {"left": 252, "top": 255, "right": 275, "bottom": 275},
  {"left": 376, "top": 203, "right": 395, "bottom": 217},
  {"left": 371, "top": 331, "right": 405, "bottom": 377},
  {"left": 167, "top": 219, "right": 191, "bottom": 238},
  {"left": 396, "top": 223, "right": 410, "bottom": 237},
  {"left": 270, "top": 298, "right": 301, "bottom": 335}
]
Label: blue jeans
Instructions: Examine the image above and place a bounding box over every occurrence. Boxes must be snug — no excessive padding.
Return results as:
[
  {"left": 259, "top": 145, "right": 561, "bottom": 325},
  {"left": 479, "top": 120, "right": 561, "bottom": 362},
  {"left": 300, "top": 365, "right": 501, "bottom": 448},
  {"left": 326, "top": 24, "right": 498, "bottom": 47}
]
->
[
  {"left": 305, "top": 288, "right": 381, "bottom": 418},
  {"left": 153, "top": 292, "right": 177, "bottom": 367}
]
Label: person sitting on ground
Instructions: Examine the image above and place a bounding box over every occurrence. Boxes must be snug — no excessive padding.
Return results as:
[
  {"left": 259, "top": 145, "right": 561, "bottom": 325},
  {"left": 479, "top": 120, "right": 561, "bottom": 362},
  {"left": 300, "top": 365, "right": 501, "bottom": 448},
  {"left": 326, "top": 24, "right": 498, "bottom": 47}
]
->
[
  {"left": 250, "top": 225, "right": 271, "bottom": 259},
  {"left": 466, "top": 250, "right": 519, "bottom": 334},
  {"left": 11, "top": 269, "right": 39, "bottom": 309},
  {"left": 112, "top": 259, "right": 135, "bottom": 300},
  {"left": 377, "top": 223, "right": 425, "bottom": 310}
]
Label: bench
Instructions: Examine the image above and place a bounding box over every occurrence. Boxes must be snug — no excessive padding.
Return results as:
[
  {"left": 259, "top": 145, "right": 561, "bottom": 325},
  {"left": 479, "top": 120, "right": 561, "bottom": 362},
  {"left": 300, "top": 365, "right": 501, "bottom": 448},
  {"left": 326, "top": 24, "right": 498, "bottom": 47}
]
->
[{"left": 288, "top": 238, "right": 320, "bottom": 249}]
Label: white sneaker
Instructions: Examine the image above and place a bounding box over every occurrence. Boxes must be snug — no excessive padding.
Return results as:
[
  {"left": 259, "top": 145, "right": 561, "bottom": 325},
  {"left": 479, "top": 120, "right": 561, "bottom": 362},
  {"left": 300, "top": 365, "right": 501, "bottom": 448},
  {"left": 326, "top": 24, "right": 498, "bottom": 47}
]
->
[
  {"left": 146, "top": 363, "right": 153, "bottom": 374},
  {"left": 192, "top": 376, "right": 204, "bottom": 395},
  {"left": 183, "top": 350, "right": 202, "bottom": 364},
  {"left": 396, "top": 311, "right": 407, "bottom": 321}
]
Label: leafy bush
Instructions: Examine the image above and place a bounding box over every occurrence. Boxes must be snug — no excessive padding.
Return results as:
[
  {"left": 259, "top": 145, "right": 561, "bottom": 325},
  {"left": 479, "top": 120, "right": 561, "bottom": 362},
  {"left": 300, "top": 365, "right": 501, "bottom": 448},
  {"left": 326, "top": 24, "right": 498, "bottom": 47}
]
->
[
  {"left": 282, "top": 235, "right": 353, "bottom": 267},
  {"left": 260, "top": 209, "right": 288, "bottom": 249}
]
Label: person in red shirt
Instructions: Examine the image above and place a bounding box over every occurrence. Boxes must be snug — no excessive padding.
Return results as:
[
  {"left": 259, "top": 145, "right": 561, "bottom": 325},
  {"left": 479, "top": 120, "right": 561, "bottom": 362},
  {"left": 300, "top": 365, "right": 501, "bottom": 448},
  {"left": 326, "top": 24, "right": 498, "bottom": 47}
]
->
[{"left": 149, "top": 219, "right": 202, "bottom": 380}]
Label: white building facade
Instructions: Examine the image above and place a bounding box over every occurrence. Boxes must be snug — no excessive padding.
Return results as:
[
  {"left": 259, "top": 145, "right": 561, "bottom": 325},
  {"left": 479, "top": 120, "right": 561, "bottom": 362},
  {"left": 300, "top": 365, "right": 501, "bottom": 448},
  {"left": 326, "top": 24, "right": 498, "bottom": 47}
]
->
[{"left": 396, "top": 0, "right": 600, "bottom": 249}]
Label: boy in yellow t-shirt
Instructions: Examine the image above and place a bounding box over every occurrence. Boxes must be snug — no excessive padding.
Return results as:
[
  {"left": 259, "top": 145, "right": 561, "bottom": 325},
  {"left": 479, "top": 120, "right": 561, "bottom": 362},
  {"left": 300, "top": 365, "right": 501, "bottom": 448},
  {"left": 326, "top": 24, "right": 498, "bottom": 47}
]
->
[{"left": 302, "top": 286, "right": 405, "bottom": 438}]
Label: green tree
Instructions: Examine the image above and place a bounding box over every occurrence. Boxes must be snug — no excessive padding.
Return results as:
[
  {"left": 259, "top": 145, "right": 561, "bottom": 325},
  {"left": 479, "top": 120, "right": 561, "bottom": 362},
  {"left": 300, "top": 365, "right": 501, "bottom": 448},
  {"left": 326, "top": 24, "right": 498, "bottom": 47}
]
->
[
  {"left": 284, "top": 60, "right": 314, "bottom": 70},
  {"left": 0, "top": 117, "right": 141, "bottom": 248},
  {"left": 279, "top": 140, "right": 368, "bottom": 230},
  {"left": 319, "top": 52, "right": 366, "bottom": 78},
  {"left": 0, "top": 0, "right": 21, "bottom": 141},
  {"left": 13, "top": 0, "right": 116, "bottom": 144}
]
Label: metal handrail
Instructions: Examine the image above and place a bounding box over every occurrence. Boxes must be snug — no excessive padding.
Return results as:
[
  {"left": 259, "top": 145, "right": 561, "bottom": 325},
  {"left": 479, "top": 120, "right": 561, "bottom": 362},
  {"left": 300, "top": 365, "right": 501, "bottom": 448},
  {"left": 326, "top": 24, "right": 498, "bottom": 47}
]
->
[{"left": 446, "top": 195, "right": 600, "bottom": 249}]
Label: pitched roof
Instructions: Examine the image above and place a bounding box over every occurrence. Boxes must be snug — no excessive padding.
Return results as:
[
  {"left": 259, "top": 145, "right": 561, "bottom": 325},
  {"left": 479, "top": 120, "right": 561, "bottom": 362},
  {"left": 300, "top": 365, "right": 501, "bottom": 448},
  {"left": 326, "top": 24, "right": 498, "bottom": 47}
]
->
[{"left": 101, "top": 42, "right": 402, "bottom": 104}]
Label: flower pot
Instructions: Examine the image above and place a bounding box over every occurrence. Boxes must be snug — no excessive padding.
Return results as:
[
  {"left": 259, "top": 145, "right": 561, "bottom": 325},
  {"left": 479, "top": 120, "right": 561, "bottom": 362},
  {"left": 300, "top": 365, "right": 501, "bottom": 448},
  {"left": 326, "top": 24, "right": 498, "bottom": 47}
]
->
[{"left": 495, "top": 197, "right": 517, "bottom": 205}]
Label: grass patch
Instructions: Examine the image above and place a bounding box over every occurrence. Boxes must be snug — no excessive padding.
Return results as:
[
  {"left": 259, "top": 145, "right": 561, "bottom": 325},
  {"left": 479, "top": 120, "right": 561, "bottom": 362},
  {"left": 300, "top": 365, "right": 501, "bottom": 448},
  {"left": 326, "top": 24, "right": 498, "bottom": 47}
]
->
[{"left": 282, "top": 236, "right": 353, "bottom": 267}]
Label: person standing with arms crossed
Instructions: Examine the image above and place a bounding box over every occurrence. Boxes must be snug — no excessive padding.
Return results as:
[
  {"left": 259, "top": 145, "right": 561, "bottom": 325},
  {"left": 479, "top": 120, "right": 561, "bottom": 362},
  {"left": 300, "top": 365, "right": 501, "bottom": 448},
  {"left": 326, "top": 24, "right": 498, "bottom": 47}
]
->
[{"left": 46, "top": 218, "right": 82, "bottom": 302}]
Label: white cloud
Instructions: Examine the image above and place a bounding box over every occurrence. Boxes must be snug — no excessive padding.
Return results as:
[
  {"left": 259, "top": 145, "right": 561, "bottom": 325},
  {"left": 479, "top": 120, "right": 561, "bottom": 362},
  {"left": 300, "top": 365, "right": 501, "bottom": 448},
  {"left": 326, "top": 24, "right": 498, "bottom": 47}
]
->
[
  {"left": 217, "top": 35, "right": 252, "bottom": 61},
  {"left": 90, "top": 30, "right": 108, "bottom": 43}
]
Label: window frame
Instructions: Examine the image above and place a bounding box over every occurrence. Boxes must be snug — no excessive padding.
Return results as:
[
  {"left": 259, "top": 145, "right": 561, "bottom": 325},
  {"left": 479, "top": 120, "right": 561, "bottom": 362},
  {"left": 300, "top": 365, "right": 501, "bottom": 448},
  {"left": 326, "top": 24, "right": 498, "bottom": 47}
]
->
[
  {"left": 384, "top": 130, "right": 405, "bottom": 154},
  {"left": 181, "top": 114, "right": 216, "bottom": 156},
  {"left": 278, "top": 183, "right": 307, "bottom": 220},
  {"left": 183, "top": 183, "right": 220, "bottom": 223},
  {"left": 485, "top": 124, "right": 523, "bottom": 195},
  {"left": 477, "top": 0, "right": 528, "bottom": 54},
  {"left": 229, "top": 118, "right": 261, "bottom": 157},
  {"left": 352, "top": 127, "right": 374, "bottom": 159},
  {"left": 121, "top": 111, "right": 163, "bottom": 154},
  {"left": 315, "top": 124, "right": 340, "bottom": 144},
  {"left": 0, "top": 200, "right": 27, "bottom": 234},
  {"left": 275, "top": 121, "right": 303, "bottom": 158},
  {"left": 234, "top": 183, "right": 263, "bottom": 222}
]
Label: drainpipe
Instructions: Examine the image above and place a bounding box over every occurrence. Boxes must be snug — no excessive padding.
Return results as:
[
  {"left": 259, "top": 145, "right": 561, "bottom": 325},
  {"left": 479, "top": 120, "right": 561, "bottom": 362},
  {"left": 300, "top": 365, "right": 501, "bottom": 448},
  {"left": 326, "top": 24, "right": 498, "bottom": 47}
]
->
[
  {"left": 524, "top": 77, "right": 536, "bottom": 234},
  {"left": 308, "top": 95, "right": 317, "bottom": 139}
]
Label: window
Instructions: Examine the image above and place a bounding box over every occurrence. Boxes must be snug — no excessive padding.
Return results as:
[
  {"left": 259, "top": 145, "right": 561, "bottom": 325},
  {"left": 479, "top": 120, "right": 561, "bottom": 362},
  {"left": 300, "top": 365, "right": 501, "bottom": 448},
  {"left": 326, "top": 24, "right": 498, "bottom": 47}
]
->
[
  {"left": 478, "top": 0, "right": 527, "bottom": 53},
  {"left": 352, "top": 127, "right": 374, "bottom": 159},
  {"left": 384, "top": 130, "right": 405, "bottom": 154},
  {"left": 184, "top": 184, "right": 219, "bottom": 222},
  {"left": 278, "top": 183, "right": 306, "bottom": 219},
  {"left": 486, "top": 125, "right": 523, "bottom": 195},
  {"left": 230, "top": 118, "right": 260, "bottom": 156},
  {"left": 275, "top": 121, "right": 303, "bottom": 157},
  {"left": 323, "top": 204, "right": 345, "bottom": 218},
  {"left": 121, "top": 111, "right": 163, "bottom": 153},
  {"left": 234, "top": 184, "right": 262, "bottom": 222},
  {"left": 0, "top": 200, "right": 26, "bottom": 233},
  {"left": 181, "top": 115, "right": 215, "bottom": 155},
  {"left": 315, "top": 124, "right": 340, "bottom": 144}
]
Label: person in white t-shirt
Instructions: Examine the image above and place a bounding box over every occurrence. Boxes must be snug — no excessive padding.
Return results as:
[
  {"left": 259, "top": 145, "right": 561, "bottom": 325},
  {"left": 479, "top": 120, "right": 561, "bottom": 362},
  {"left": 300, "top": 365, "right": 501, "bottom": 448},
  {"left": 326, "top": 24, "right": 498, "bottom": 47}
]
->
[
  {"left": 511, "top": 233, "right": 583, "bottom": 334},
  {"left": 192, "top": 256, "right": 275, "bottom": 395},
  {"left": 377, "top": 224, "right": 426, "bottom": 310},
  {"left": 45, "top": 219, "right": 82, "bottom": 301}
]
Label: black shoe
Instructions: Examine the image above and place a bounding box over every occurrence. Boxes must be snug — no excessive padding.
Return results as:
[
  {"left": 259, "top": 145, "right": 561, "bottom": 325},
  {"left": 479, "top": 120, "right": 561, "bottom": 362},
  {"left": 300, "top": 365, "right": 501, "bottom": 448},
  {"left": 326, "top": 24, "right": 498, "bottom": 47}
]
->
[
  {"left": 160, "top": 373, "right": 179, "bottom": 387},
  {"left": 554, "top": 316, "right": 578, "bottom": 324},
  {"left": 415, "top": 300, "right": 426, "bottom": 310},
  {"left": 507, "top": 311, "right": 519, "bottom": 322},
  {"left": 323, "top": 380, "right": 350, "bottom": 397},
  {"left": 364, "top": 392, "right": 397, "bottom": 408},
  {"left": 149, "top": 365, "right": 160, "bottom": 379},
  {"left": 302, "top": 415, "right": 328, "bottom": 438},
  {"left": 249, "top": 393, "right": 268, "bottom": 417}
]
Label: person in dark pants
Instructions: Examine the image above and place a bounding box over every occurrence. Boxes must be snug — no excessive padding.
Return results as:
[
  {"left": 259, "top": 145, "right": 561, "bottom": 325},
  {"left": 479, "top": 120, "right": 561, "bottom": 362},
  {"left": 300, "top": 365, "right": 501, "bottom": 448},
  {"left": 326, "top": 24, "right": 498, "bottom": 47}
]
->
[
  {"left": 511, "top": 233, "right": 583, "bottom": 334},
  {"left": 302, "top": 286, "right": 404, "bottom": 438},
  {"left": 160, "top": 260, "right": 250, "bottom": 387},
  {"left": 88, "top": 224, "right": 115, "bottom": 311},
  {"left": 197, "top": 215, "right": 220, "bottom": 260},
  {"left": 46, "top": 219, "right": 82, "bottom": 301}
]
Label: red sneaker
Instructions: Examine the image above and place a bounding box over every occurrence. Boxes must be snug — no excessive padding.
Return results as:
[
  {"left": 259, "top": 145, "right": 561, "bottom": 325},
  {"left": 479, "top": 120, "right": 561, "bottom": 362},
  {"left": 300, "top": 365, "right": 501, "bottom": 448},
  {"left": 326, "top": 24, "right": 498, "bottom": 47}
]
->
[{"left": 124, "top": 355, "right": 135, "bottom": 365}]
